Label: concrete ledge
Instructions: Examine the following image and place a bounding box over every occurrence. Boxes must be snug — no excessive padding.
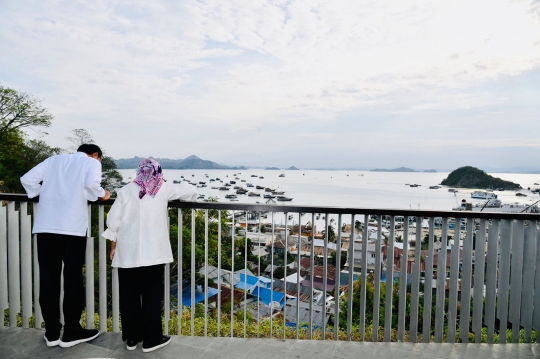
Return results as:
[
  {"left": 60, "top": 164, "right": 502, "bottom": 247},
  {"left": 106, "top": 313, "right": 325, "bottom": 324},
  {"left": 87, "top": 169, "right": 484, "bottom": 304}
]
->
[{"left": 1, "top": 327, "right": 539, "bottom": 359}]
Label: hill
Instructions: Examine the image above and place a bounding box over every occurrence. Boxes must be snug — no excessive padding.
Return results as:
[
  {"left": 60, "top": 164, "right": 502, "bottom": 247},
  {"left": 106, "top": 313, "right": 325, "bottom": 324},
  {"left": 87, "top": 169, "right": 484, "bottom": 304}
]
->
[
  {"left": 114, "top": 156, "right": 246, "bottom": 170},
  {"left": 371, "top": 166, "right": 417, "bottom": 172},
  {"left": 287, "top": 166, "right": 299, "bottom": 170},
  {"left": 440, "top": 166, "right": 521, "bottom": 189},
  {"left": 265, "top": 167, "right": 280, "bottom": 170}
]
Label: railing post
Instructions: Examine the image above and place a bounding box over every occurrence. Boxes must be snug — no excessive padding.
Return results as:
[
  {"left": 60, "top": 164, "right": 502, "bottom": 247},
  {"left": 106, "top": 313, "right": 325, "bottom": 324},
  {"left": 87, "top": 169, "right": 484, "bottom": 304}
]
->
[
  {"left": 472, "top": 219, "right": 487, "bottom": 342},
  {"left": 178, "top": 208, "right": 183, "bottom": 336},
  {"left": 459, "top": 218, "right": 474, "bottom": 343},
  {"left": 497, "top": 219, "right": 512, "bottom": 343},
  {"left": 334, "top": 214, "right": 342, "bottom": 341},
  {"left": 434, "top": 217, "right": 447, "bottom": 342},
  {"left": 85, "top": 205, "right": 94, "bottom": 329},
  {"left": 521, "top": 222, "right": 536, "bottom": 341},
  {"left": 345, "top": 214, "right": 354, "bottom": 341},
  {"left": 447, "top": 218, "right": 461, "bottom": 343},
  {"left": 7, "top": 201, "right": 21, "bottom": 327},
  {"left": 509, "top": 220, "right": 524, "bottom": 342},
  {"left": 372, "top": 217, "right": 382, "bottom": 342},
  {"left": 398, "top": 216, "right": 409, "bottom": 342},
  {"left": 384, "top": 215, "right": 395, "bottom": 342},
  {"left": 0, "top": 203, "right": 7, "bottom": 329},
  {"left": 20, "top": 202, "right": 32, "bottom": 328},
  {"left": 409, "top": 216, "right": 422, "bottom": 342},
  {"left": 98, "top": 205, "right": 107, "bottom": 332},
  {"left": 359, "top": 214, "right": 368, "bottom": 341},
  {"left": 485, "top": 220, "right": 499, "bottom": 343}
]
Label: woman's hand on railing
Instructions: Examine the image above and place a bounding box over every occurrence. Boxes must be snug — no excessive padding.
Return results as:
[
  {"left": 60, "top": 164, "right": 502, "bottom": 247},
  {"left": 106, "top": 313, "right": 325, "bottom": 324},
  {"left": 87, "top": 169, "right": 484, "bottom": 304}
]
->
[{"left": 100, "top": 190, "right": 111, "bottom": 201}]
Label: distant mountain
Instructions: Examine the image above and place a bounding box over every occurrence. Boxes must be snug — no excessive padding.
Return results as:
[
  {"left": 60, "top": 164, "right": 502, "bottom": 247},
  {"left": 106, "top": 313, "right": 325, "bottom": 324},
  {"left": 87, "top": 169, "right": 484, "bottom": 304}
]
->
[
  {"left": 287, "top": 166, "right": 299, "bottom": 170},
  {"left": 371, "top": 167, "right": 417, "bottom": 172},
  {"left": 114, "top": 155, "right": 246, "bottom": 170},
  {"left": 440, "top": 166, "right": 521, "bottom": 189},
  {"left": 265, "top": 167, "right": 280, "bottom": 170},
  {"left": 423, "top": 169, "right": 437, "bottom": 173}
]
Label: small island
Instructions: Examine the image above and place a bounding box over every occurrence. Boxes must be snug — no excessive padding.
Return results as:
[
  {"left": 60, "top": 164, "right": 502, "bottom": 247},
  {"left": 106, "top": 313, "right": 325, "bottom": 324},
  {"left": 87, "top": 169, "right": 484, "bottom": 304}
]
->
[
  {"left": 265, "top": 167, "right": 280, "bottom": 170},
  {"left": 371, "top": 166, "right": 417, "bottom": 172},
  {"left": 423, "top": 169, "right": 437, "bottom": 173},
  {"left": 287, "top": 166, "right": 299, "bottom": 170},
  {"left": 440, "top": 166, "right": 521, "bottom": 189}
]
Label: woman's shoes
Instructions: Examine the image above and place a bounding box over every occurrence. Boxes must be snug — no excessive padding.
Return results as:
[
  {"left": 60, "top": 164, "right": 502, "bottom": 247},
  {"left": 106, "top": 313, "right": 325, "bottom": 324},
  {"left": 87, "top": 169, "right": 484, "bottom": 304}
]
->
[
  {"left": 142, "top": 336, "right": 171, "bottom": 353},
  {"left": 126, "top": 339, "right": 139, "bottom": 351}
]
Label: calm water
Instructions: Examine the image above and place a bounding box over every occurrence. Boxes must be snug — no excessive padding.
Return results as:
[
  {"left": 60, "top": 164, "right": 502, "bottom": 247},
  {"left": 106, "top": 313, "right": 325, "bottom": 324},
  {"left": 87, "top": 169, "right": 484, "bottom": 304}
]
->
[{"left": 118, "top": 169, "right": 540, "bottom": 213}]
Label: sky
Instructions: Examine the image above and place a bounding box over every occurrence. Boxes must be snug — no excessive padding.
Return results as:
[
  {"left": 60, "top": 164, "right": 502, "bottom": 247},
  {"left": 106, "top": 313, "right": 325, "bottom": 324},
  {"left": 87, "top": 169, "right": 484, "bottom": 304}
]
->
[{"left": 1, "top": 0, "right": 540, "bottom": 170}]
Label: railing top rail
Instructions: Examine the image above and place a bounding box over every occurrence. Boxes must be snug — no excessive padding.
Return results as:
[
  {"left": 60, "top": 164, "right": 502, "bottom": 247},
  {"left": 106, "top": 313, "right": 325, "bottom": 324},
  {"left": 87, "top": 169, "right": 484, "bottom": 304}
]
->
[{"left": 1, "top": 193, "right": 539, "bottom": 220}]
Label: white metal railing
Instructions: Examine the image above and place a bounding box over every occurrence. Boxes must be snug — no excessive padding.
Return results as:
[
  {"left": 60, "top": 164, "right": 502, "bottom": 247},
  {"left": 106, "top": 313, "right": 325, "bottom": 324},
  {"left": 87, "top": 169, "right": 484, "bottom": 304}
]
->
[{"left": 1, "top": 194, "right": 539, "bottom": 343}]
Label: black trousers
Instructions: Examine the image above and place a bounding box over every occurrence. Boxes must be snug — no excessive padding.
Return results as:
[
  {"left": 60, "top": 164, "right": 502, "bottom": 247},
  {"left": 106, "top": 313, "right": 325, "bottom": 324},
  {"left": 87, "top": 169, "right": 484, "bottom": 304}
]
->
[
  {"left": 118, "top": 264, "right": 164, "bottom": 344},
  {"left": 37, "top": 233, "right": 87, "bottom": 336}
]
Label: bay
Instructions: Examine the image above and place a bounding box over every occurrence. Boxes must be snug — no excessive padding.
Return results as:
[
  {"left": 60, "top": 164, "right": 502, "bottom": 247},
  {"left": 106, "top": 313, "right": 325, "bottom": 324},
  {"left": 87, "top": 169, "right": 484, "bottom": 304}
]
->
[{"left": 118, "top": 169, "right": 540, "bottom": 211}]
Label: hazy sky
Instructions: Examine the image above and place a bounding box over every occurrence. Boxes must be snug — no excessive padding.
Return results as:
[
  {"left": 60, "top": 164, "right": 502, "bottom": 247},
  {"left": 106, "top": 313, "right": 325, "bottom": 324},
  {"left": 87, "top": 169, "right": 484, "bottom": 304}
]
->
[{"left": 1, "top": 0, "right": 539, "bottom": 169}]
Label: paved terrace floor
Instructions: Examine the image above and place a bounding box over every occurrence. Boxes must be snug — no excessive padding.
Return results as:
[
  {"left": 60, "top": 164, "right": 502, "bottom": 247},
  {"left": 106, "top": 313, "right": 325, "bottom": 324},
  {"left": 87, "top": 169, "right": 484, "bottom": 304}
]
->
[{"left": 1, "top": 327, "right": 540, "bottom": 359}]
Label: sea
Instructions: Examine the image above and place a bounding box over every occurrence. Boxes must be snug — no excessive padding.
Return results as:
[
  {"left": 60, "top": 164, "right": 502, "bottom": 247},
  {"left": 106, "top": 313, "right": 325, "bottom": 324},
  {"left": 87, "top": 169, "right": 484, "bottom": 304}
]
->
[{"left": 118, "top": 169, "right": 540, "bottom": 228}]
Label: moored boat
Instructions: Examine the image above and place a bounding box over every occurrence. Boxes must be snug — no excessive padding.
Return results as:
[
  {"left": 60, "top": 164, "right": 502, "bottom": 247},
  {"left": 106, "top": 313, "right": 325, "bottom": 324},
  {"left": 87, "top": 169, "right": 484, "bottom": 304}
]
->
[{"left": 471, "top": 191, "right": 497, "bottom": 199}]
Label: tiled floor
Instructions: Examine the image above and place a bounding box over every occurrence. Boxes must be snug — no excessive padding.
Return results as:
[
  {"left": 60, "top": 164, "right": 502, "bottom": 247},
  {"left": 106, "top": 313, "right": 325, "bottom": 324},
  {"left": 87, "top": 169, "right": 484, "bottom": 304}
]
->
[{"left": 1, "top": 327, "right": 539, "bottom": 358}]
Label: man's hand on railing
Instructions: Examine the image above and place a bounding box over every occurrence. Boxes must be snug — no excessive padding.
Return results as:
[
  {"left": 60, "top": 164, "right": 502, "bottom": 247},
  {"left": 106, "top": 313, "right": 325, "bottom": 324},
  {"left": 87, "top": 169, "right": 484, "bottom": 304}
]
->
[
  {"left": 99, "top": 190, "right": 111, "bottom": 201},
  {"left": 110, "top": 241, "right": 116, "bottom": 261}
]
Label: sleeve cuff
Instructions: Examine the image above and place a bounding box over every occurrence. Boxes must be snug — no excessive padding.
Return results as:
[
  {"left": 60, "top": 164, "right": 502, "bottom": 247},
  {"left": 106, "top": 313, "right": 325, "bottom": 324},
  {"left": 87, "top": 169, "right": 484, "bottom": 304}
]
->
[{"left": 101, "top": 229, "right": 118, "bottom": 242}]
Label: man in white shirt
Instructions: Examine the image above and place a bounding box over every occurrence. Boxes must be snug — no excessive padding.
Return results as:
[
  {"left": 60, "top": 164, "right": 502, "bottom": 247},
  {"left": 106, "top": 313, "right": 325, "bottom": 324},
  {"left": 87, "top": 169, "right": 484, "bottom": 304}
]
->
[{"left": 20, "top": 144, "right": 111, "bottom": 348}]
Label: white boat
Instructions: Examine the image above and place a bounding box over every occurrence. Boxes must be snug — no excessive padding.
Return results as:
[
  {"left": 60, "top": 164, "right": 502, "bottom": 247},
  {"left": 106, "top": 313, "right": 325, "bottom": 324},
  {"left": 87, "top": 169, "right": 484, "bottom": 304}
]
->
[{"left": 470, "top": 191, "right": 497, "bottom": 199}]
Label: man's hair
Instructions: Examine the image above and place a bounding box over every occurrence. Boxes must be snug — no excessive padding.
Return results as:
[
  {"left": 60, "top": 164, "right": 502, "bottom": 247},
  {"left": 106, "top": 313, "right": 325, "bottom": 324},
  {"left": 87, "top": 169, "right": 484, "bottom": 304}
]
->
[{"left": 77, "top": 144, "right": 103, "bottom": 158}]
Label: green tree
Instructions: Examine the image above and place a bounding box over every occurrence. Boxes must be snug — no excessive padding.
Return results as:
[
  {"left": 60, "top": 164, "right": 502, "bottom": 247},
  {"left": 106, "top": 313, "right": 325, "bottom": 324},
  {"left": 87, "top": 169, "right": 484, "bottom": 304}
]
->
[
  {"left": 0, "top": 84, "right": 53, "bottom": 142},
  {"left": 66, "top": 128, "right": 122, "bottom": 193}
]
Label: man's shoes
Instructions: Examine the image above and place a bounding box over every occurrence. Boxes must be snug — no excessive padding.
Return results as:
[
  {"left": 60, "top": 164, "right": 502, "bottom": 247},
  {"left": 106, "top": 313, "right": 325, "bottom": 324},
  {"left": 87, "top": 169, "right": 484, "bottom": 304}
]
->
[
  {"left": 44, "top": 332, "right": 60, "bottom": 347},
  {"left": 59, "top": 329, "right": 100, "bottom": 348},
  {"left": 142, "top": 336, "right": 171, "bottom": 353},
  {"left": 126, "top": 339, "right": 139, "bottom": 351}
]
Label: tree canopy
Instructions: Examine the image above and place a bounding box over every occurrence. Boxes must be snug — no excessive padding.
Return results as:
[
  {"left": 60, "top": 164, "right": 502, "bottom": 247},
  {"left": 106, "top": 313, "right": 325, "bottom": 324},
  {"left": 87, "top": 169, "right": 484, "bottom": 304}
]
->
[{"left": 0, "top": 84, "right": 53, "bottom": 142}]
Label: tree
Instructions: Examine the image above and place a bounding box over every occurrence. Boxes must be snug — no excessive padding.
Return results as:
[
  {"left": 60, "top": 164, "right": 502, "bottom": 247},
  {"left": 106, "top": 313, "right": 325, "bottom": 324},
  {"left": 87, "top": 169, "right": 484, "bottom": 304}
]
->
[
  {"left": 0, "top": 84, "right": 53, "bottom": 142},
  {"left": 66, "top": 128, "right": 122, "bottom": 193}
]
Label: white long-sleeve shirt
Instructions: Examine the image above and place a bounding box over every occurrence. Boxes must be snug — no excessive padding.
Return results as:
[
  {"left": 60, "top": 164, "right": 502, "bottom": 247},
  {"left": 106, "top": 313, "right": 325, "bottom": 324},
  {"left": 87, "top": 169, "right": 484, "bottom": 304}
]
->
[
  {"left": 20, "top": 152, "right": 105, "bottom": 236},
  {"left": 102, "top": 181, "right": 197, "bottom": 268}
]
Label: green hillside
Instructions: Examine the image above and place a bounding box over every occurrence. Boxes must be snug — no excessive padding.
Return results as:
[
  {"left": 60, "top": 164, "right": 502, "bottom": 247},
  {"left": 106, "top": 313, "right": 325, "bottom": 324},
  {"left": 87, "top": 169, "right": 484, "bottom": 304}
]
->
[{"left": 440, "top": 166, "right": 521, "bottom": 189}]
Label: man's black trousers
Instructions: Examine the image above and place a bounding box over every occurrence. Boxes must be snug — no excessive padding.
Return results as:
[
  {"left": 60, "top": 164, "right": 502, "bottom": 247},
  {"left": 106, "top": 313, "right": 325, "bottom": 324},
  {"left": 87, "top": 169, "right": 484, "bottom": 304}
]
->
[
  {"left": 118, "top": 264, "right": 164, "bottom": 344},
  {"left": 37, "top": 233, "right": 87, "bottom": 337}
]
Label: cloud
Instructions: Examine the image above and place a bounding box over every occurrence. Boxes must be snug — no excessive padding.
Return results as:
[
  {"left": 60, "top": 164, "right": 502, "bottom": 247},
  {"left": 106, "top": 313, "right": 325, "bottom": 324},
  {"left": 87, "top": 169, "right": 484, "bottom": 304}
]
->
[{"left": 0, "top": 0, "right": 539, "bottom": 168}]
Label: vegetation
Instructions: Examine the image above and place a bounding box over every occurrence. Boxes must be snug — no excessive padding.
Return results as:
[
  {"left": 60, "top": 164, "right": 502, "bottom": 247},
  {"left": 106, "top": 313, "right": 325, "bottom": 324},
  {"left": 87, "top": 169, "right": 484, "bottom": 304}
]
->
[{"left": 440, "top": 166, "right": 521, "bottom": 189}]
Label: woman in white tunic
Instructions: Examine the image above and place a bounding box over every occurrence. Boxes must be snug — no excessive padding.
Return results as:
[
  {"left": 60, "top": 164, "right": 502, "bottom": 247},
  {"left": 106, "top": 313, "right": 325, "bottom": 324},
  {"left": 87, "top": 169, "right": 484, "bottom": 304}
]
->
[{"left": 102, "top": 158, "right": 196, "bottom": 352}]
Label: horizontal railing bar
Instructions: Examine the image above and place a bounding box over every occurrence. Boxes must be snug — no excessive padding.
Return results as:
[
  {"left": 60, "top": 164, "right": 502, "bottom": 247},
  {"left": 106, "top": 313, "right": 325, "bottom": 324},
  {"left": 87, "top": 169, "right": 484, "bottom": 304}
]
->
[{"left": 1, "top": 193, "right": 539, "bottom": 220}]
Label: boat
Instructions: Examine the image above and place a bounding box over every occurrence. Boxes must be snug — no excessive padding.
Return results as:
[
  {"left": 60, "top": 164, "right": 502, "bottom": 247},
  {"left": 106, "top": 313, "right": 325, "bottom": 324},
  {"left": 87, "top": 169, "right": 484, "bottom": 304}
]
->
[
  {"left": 209, "top": 179, "right": 215, "bottom": 182},
  {"left": 230, "top": 181, "right": 236, "bottom": 184},
  {"left": 448, "top": 189, "right": 458, "bottom": 193},
  {"left": 248, "top": 192, "right": 260, "bottom": 197},
  {"left": 277, "top": 197, "right": 292, "bottom": 201},
  {"left": 219, "top": 187, "right": 229, "bottom": 191},
  {"left": 429, "top": 186, "right": 440, "bottom": 189},
  {"left": 197, "top": 194, "right": 205, "bottom": 199},
  {"left": 272, "top": 191, "right": 285, "bottom": 195},
  {"left": 256, "top": 185, "right": 265, "bottom": 190},
  {"left": 251, "top": 175, "right": 258, "bottom": 177},
  {"left": 236, "top": 189, "right": 248, "bottom": 195},
  {"left": 516, "top": 193, "right": 527, "bottom": 197},
  {"left": 471, "top": 191, "right": 497, "bottom": 199},
  {"left": 225, "top": 194, "right": 237, "bottom": 199},
  {"left": 233, "top": 186, "right": 240, "bottom": 189},
  {"left": 265, "top": 188, "right": 275, "bottom": 192},
  {"left": 241, "top": 179, "right": 246, "bottom": 182},
  {"left": 246, "top": 183, "right": 254, "bottom": 187},
  {"left": 263, "top": 194, "right": 275, "bottom": 199},
  {"left": 259, "top": 176, "right": 264, "bottom": 179},
  {"left": 410, "top": 184, "right": 420, "bottom": 187}
]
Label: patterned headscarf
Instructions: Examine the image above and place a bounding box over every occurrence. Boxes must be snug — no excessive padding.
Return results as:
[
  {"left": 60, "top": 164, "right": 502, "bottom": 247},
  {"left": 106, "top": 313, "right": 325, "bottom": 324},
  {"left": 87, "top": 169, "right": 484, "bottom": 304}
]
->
[{"left": 134, "top": 158, "right": 164, "bottom": 199}]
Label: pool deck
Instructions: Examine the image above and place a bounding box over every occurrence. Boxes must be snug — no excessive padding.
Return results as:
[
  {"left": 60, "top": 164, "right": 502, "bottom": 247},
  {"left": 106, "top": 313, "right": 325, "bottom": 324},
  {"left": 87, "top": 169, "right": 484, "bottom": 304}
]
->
[{"left": 1, "top": 327, "right": 539, "bottom": 359}]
